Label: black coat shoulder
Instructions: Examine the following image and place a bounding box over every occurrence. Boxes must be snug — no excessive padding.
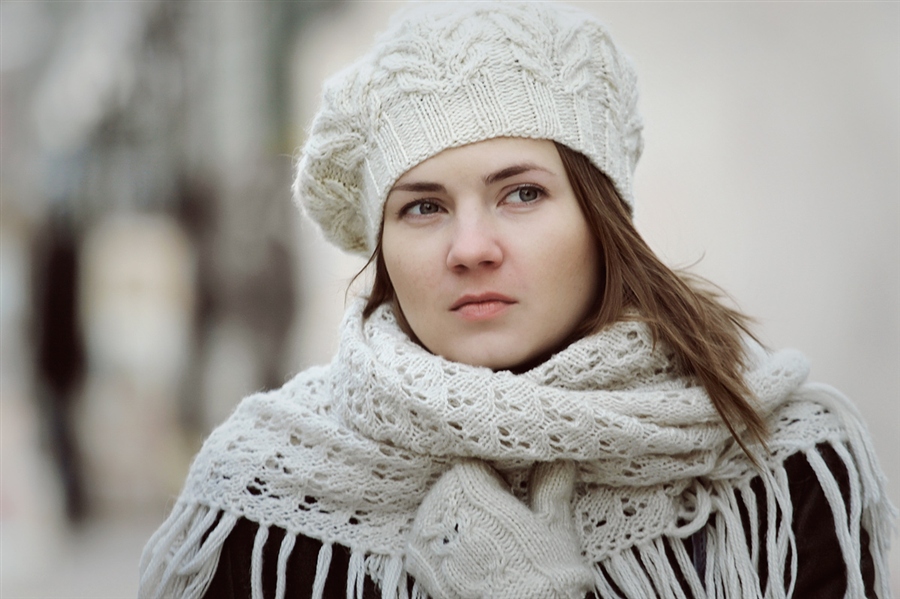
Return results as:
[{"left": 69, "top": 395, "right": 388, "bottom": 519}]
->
[{"left": 204, "top": 519, "right": 382, "bottom": 599}]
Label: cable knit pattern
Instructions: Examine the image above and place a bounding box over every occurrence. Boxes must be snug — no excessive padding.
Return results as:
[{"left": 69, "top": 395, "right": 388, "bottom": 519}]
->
[
  {"left": 294, "top": 1, "right": 643, "bottom": 255},
  {"left": 140, "top": 300, "right": 895, "bottom": 598},
  {"left": 406, "top": 460, "right": 594, "bottom": 599}
]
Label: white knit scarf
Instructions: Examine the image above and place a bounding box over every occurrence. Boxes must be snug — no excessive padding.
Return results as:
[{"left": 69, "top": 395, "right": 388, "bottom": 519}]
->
[{"left": 140, "top": 300, "right": 894, "bottom": 599}]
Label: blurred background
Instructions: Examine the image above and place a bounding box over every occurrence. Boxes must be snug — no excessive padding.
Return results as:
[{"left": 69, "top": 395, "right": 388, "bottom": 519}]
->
[{"left": 1, "top": 1, "right": 897, "bottom": 596}]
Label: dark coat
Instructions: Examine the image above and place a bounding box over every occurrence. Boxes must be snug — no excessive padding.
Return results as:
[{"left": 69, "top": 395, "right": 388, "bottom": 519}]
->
[{"left": 203, "top": 445, "right": 877, "bottom": 599}]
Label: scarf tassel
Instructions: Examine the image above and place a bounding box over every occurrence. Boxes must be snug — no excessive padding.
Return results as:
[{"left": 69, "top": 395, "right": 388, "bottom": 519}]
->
[
  {"left": 797, "top": 383, "right": 897, "bottom": 599},
  {"left": 591, "top": 537, "right": 706, "bottom": 599},
  {"left": 587, "top": 437, "right": 893, "bottom": 599},
  {"left": 137, "top": 503, "right": 417, "bottom": 599},
  {"left": 139, "top": 382, "right": 894, "bottom": 599},
  {"left": 138, "top": 502, "right": 238, "bottom": 599}
]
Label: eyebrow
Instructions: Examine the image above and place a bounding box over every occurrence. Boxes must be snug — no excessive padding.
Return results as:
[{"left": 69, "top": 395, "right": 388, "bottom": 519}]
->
[
  {"left": 390, "top": 162, "right": 554, "bottom": 194},
  {"left": 483, "top": 163, "right": 553, "bottom": 186},
  {"left": 390, "top": 181, "right": 447, "bottom": 193}
]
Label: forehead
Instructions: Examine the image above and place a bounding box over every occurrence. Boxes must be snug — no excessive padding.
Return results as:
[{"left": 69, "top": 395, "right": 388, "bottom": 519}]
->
[{"left": 393, "top": 137, "right": 563, "bottom": 184}]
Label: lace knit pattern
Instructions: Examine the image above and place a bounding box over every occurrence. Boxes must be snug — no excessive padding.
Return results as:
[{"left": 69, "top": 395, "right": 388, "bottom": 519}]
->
[
  {"left": 140, "top": 300, "right": 894, "bottom": 598},
  {"left": 181, "top": 301, "right": 807, "bottom": 553},
  {"left": 295, "top": 1, "right": 643, "bottom": 255}
]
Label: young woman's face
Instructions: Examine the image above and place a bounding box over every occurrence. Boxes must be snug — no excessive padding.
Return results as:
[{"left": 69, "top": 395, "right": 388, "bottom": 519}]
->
[{"left": 382, "top": 137, "right": 601, "bottom": 370}]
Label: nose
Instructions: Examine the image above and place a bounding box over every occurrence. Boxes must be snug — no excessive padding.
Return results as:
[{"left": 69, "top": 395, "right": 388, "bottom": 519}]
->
[{"left": 446, "top": 210, "right": 503, "bottom": 271}]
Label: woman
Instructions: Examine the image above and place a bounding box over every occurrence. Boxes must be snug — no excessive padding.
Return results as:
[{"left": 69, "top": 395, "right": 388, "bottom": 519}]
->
[{"left": 139, "top": 3, "right": 894, "bottom": 598}]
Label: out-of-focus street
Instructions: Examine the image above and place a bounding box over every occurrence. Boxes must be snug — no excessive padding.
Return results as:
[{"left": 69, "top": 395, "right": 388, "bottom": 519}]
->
[{"left": 3, "top": 517, "right": 158, "bottom": 599}]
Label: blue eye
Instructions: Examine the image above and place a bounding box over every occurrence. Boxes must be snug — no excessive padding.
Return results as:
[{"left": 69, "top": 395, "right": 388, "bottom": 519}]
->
[{"left": 507, "top": 186, "right": 543, "bottom": 203}]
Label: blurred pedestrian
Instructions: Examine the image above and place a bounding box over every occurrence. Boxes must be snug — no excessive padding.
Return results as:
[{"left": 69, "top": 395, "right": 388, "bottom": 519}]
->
[{"left": 31, "top": 207, "right": 87, "bottom": 523}]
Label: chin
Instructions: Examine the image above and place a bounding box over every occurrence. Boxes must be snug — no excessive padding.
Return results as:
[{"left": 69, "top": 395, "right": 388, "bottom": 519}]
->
[
  {"left": 440, "top": 341, "right": 544, "bottom": 372},
  {"left": 445, "top": 332, "right": 574, "bottom": 373}
]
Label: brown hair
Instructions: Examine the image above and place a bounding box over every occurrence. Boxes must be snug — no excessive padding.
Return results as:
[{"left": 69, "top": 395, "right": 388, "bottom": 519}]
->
[{"left": 360, "top": 142, "right": 768, "bottom": 457}]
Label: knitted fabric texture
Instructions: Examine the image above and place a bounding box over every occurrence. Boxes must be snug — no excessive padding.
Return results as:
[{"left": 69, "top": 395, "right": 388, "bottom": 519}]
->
[
  {"left": 294, "top": 1, "right": 643, "bottom": 255},
  {"left": 140, "top": 300, "right": 895, "bottom": 599},
  {"left": 406, "top": 460, "right": 594, "bottom": 599}
]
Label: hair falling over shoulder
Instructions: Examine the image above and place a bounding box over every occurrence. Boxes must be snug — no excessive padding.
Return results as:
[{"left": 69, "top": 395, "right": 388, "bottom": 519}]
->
[
  {"left": 554, "top": 142, "right": 768, "bottom": 458},
  {"left": 361, "top": 143, "right": 769, "bottom": 460}
]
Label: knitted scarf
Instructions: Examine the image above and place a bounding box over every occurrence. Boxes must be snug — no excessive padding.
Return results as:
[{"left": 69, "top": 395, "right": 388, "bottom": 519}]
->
[{"left": 139, "top": 300, "right": 894, "bottom": 599}]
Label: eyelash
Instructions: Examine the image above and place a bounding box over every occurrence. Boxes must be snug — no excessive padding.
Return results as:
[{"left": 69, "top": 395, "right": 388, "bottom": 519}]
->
[
  {"left": 504, "top": 184, "right": 546, "bottom": 204},
  {"left": 398, "top": 184, "right": 547, "bottom": 218},
  {"left": 399, "top": 199, "right": 443, "bottom": 217}
]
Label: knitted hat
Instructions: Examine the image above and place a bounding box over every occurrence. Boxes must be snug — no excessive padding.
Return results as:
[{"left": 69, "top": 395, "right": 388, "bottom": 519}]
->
[{"left": 294, "top": 1, "right": 644, "bottom": 256}]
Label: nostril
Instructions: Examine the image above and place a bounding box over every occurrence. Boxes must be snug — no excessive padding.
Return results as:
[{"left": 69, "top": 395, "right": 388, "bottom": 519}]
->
[{"left": 447, "top": 239, "right": 504, "bottom": 270}]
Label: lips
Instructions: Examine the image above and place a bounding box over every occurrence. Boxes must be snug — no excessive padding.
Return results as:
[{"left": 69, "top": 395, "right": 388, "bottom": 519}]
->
[{"left": 450, "top": 293, "right": 516, "bottom": 321}]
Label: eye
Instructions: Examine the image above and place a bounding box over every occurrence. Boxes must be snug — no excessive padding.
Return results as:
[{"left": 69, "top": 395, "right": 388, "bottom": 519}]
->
[
  {"left": 401, "top": 200, "right": 443, "bottom": 217},
  {"left": 504, "top": 185, "right": 544, "bottom": 204}
]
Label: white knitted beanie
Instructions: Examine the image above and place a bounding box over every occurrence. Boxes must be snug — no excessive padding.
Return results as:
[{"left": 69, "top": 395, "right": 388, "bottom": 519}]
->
[{"left": 294, "top": 1, "right": 644, "bottom": 256}]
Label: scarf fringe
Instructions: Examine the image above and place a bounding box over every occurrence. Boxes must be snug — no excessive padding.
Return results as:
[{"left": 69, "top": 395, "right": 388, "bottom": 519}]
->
[
  {"left": 137, "top": 502, "right": 414, "bottom": 599},
  {"left": 140, "top": 434, "right": 893, "bottom": 599},
  {"left": 138, "top": 502, "right": 238, "bottom": 599},
  {"left": 140, "top": 387, "right": 894, "bottom": 599},
  {"left": 586, "top": 435, "right": 893, "bottom": 599},
  {"left": 311, "top": 542, "right": 332, "bottom": 599},
  {"left": 796, "top": 383, "right": 897, "bottom": 599}
]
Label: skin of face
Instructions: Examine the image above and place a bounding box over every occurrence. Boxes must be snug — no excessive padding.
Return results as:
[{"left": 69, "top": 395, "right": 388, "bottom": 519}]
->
[{"left": 381, "top": 137, "right": 602, "bottom": 371}]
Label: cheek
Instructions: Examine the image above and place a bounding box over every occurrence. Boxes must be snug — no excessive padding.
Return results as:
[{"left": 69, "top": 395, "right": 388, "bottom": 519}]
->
[
  {"left": 383, "top": 237, "right": 435, "bottom": 304},
  {"left": 546, "top": 226, "right": 601, "bottom": 305},
  {"left": 572, "top": 230, "right": 601, "bottom": 278},
  {"left": 531, "top": 219, "right": 597, "bottom": 279}
]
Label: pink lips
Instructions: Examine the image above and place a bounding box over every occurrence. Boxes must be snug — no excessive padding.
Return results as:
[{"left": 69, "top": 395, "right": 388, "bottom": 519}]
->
[{"left": 450, "top": 293, "right": 516, "bottom": 321}]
